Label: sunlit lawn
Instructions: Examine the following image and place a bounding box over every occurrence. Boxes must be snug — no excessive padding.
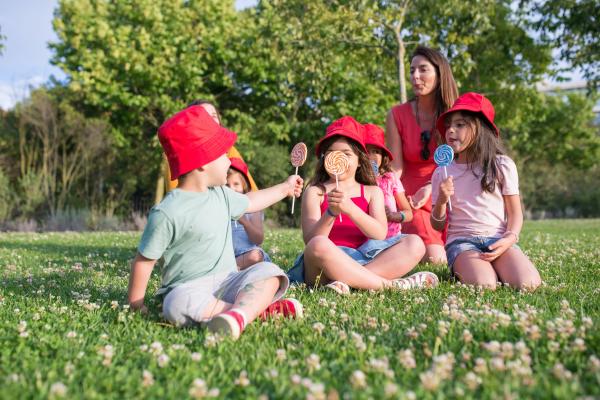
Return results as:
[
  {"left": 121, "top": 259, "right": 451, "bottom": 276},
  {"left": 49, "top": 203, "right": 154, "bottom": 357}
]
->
[{"left": 0, "top": 219, "right": 599, "bottom": 399}]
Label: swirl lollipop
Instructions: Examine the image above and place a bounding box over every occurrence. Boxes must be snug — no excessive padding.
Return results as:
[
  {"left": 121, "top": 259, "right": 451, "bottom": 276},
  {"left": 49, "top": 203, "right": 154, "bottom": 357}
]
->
[
  {"left": 324, "top": 151, "right": 349, "bottom": 221},
  {"left": 290, "top": 143, "right": 308, "bottom": 214},
  {"left": 433, "top": 144, "right": 454, "bottom": 211}
]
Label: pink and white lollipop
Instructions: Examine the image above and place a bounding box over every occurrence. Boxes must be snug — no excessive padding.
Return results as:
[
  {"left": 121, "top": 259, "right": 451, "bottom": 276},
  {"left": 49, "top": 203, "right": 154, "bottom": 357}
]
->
[
  {"left": 290, "top": 142, "right": 307, "bottom": 214},
  {"left": 324, "top": 151, "right": 349, "bottom": 221}
]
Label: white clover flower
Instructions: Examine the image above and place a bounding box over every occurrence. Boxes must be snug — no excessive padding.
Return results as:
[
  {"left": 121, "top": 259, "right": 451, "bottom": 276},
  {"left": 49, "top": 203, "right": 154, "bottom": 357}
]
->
[
  {"left": 464, "top": 371, "right": 481, "bottom": 390},
  {"left": 306, "top": 354, "right": 321, "bottom": 371},
  {"left": 462, "top": 329, "right": 473, "bottom": 343},
  {"left": 276, "top": 349, "right": 286, "bottom": 361},
  {"left": 66, "top": 331, "right": 77, "bottom": 339},
  {"left": 384, "top": 382, "right": 398, "bottom": 397},
  {"left": 234, "top": 370, "right": 250, "bottom": 387},
  {"left": 49, "top": 382, "right": 67, "bottom": 397},
  {"left": 142, "top": 370, "right": 154, "bottom": 387},
  {"left": 312, "top": 322, "right": 325, "bottom": 334},
  {"left": 398, "top": 349, "right": 416, "bottom": 369},
  {"left": 419, "top": 370, "right": 440, "bottom": 391},
  {"left": 350, "top": 370, "right": 367, "bottom": 389},
  {"left": 157, "top": 354, "right": 169, "bottom": 368},
  {"left": 191, "top": 352, "right": 202, "bottom": 362}
]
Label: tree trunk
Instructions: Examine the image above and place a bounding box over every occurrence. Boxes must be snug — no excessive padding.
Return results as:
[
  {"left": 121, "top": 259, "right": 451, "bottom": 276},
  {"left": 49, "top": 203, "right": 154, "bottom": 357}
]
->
[
  {"left": 397, "top": 30, "right": 407, "bottom": 103},
  {"left": 154, "top": 156, "right": 167, "bottom": 205}
]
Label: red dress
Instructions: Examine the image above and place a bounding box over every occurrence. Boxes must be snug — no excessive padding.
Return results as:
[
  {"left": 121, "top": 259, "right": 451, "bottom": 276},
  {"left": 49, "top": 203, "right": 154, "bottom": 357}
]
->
[
  {"left": 391, "top": 102, "right": 444, "bottom": 246},
  {"left": 320, "top": 185, "right": 369, "bottom": 248}
]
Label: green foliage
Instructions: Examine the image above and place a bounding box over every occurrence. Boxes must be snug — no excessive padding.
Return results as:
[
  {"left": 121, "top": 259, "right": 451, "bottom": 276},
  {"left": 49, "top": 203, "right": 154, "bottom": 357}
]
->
[
  {"left": 0, "top": 168, "right": 13, "bottom": 221},
  {"left": 0, "top": 221, "right": 599, "bottom": 397},
  {"left": 530, "top": 0, "right": 600, "bottom": 90}
]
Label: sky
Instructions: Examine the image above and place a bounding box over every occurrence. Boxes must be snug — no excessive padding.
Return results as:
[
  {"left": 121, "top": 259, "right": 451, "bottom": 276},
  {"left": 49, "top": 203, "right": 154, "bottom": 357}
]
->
[{"left": 0, "top": 0, "right": 584, "bottom": 110}]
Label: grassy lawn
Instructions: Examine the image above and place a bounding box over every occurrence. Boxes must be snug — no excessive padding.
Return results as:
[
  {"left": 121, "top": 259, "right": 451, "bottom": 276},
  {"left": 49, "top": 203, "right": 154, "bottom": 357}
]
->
[{"left": 0, "top": 219, "right": 599, "bottom": 399}]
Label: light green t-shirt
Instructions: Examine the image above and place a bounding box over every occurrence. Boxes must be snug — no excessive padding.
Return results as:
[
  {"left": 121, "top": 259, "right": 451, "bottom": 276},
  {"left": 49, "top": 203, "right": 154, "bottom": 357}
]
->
[{"left": 138, "top": 186, "right": 249, "bottom": 295}]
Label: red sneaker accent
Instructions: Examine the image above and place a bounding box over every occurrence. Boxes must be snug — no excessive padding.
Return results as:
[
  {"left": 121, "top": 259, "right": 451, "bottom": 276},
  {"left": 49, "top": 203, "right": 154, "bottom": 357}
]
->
[
  {"left": 205, "top": 310, "right": 245, "bottom": 339},
  {"left": 259, "top": 298, "right": 304, "bottom": 320}
]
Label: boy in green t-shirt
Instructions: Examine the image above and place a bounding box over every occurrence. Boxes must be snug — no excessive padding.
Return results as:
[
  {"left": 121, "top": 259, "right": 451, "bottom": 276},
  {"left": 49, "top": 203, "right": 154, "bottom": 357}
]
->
[{"left": 127, "top": 105, "right": 304, "bottom": 339}]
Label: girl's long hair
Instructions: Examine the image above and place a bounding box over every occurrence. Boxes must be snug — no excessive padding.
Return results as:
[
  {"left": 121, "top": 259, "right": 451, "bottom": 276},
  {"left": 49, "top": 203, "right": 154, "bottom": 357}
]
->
[
  {"left": 411, "top": 46, "right": 459, "bottom": 143},
  {"left": 456, "top": 111, "right": 507, "bottom": 193},
  {"left": 309, "top": 136, "right": 376, "bottom": 191}
]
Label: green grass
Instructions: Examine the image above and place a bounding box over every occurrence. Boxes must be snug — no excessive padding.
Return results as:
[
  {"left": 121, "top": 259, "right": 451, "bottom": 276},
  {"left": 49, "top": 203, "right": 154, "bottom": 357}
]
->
[{"left": 0, "top": 220, "right": 599, "bottom": 399}]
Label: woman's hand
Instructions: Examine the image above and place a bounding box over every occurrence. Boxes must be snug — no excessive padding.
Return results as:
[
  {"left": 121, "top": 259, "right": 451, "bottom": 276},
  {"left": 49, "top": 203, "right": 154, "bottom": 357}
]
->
[
  {"left": 480, "top": 235, "right": 516, "bottom": 262},
  {"left": 327, "top": 188, "right": 354, "bottom": 216},
  {"left": 408, "top": 183, "right": 432, "bottom": 209}
]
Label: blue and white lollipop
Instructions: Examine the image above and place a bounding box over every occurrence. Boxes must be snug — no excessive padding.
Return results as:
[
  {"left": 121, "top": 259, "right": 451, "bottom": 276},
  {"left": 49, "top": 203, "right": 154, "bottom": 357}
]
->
[{"left": 434, "top": 144, "right": 454, "bottom": 211}]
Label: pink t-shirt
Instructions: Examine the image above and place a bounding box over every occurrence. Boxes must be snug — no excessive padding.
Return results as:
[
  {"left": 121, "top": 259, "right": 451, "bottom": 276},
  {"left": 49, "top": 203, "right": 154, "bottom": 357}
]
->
[
  {"left": 377, "top": 172, "right": 405, "bottom": 238},
  {"left": 431, "top": 155, "right": 519, "bottom": 244}
]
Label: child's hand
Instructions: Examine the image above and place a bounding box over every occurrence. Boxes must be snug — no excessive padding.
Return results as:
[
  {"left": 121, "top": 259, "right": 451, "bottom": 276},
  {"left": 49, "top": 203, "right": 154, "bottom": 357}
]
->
[
  {"left": 384, "top": 206, "right": 399, "bottom": 222},
  {"left": 438, "top": 176, "right": 454, "bottom": 205},
  {"left": 479, "top": 236, "right": 515, "bottom": 262},
  {"left": 130, "top": 301, "right": 148, "bottom": 315},
  {"left": 327, "top": 188, "right": 353, "bottom": 216},
  {"left": 408, "top": 183, "right": 432, "bottom": 209},
  {"left": 285, "top": 175, "right": 304, "bottom": 198}
]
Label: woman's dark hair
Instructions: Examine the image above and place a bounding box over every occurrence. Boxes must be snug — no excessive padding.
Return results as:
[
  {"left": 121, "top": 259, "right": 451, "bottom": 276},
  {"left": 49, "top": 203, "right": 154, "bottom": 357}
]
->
[
  {"left": 411, "top": 46, "right": 459, "bottom": 143},
  {"left": 308, "top": 136, "right": 376, "bottom": 190},
  {"left": 188, "top": 99, "right": 222, "bottom": 124},
  {"left": 451, "top": 111, "right": 507, "bottom": 193}
]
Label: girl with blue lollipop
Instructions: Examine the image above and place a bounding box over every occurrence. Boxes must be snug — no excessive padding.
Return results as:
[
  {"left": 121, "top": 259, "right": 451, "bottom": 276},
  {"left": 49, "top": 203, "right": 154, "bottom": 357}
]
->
[{"left": 431, "top": 93, "right": 541, "bottom": 290}]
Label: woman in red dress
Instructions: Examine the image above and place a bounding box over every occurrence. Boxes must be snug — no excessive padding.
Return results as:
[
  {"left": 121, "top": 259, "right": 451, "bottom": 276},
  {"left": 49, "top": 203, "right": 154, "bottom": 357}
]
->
[{"left": 385, "top": 46, "right": 458, "bottom": 264}]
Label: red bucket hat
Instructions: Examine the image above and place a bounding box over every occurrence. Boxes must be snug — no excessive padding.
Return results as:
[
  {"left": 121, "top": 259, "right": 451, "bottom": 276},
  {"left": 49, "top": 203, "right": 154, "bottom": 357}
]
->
[
  {"left": 363, "top": 123, "right": 393, "bottom": 161},
  {"left": 229, "top": 157, "right": 250, "bottom": 186},
  {"left": 436, "top": 92, "right": 500, "bottom": 138},
  {"left": 315, "top": 116, "right": 367, "bottom": 156},
  {"left": 158, "top": 105, "right": 237, "bottom": 180}
]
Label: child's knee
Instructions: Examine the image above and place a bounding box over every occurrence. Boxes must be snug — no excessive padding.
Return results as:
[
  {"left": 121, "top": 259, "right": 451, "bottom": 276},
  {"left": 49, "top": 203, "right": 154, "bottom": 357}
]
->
[
  {"left": 246, "top": 250, "right": 264, "bottom": 264},
  {"left": 514, "top": 271, "right": 542, "bottom": 291},
  {"left": 406, "top": 234, "right": 426, "bottom": 256},
  {"left": 458, "top": 275, "right": 498, "bottom": 290},
  {"left": 305, "top": 235, "right": 333, "bottom": 258}
]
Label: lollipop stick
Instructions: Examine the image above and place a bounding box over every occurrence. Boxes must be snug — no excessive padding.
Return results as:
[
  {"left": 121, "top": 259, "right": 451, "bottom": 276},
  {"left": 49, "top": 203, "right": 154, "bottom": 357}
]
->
[
  {"left": 443, "top": 167, "right": 452, "bottom": 212},
  {"left": 291, "top": 166, "right": 299, "bottom": 214},
  {"left": 335, "top": 174, "right": 342, "bottom": 222}
]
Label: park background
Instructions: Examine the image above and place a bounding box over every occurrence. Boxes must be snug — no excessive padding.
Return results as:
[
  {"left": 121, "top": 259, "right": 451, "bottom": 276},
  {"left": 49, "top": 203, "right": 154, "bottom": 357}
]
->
[{"left": 0, "top": 0, "right": 598, "bottom": 229}]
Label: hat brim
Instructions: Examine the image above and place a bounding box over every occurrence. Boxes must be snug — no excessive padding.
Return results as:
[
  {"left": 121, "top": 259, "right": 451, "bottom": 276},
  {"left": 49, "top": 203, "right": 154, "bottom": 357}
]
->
[{"left": 436, "top": 105, "right": 499, "bottom": 138}]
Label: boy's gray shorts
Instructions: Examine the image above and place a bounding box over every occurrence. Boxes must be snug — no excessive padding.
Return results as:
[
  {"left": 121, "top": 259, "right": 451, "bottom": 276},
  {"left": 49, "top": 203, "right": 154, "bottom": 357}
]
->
[{"left": 162, "top": 262, "right": 289, "bottom": 327}]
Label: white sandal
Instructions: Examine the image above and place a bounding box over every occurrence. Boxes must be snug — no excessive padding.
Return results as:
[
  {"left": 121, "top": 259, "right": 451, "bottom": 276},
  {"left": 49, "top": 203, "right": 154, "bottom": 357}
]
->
[
  {"left": 325, "top": 281, "right": 351, "bottom": 295},
  {"left": 393, "top": 271, "right": 439, "bottom": 290}
]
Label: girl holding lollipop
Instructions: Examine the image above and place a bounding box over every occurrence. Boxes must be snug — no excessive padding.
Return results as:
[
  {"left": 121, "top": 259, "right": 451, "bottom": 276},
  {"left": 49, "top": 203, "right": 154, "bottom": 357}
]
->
[
  {"left": 431, "top": 93, "right": 541, "bottom": 290},
  {"left": 287, "top": 116, "right": 437, "bottom": 294}
]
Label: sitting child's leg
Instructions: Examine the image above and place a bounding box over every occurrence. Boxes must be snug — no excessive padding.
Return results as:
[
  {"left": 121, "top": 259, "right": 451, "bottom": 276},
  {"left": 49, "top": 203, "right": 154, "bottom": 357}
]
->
[
  {"left": 236, "top": 249, "right": 264, "bottom": 270},
  {"left": 205, "top": 262, "right": 301, "bottom": 338},
  {"left": 303, "top": 235, "right": 389, "bottom": 290},
  {"left": 492, "top": 247, "right": 541, "bottom": 290},
  {"left": 365, "top": 234, "right": 425, "bottom": 280},
  {"left": 453, "top": 251, "right": 498, "bottom": 289}
]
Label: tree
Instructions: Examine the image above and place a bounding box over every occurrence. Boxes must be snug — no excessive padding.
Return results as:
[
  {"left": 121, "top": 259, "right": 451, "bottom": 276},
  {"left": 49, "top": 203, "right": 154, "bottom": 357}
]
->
[
  {"left": 529, "top": 0, "right": 600, "bottom": 90},
  {"left": 50, "top": 0, "right": 243, "bottom": 207}
]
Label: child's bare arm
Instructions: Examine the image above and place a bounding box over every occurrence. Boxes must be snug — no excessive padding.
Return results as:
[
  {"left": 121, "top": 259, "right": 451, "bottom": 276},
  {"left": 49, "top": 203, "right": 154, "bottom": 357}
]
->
[
  {"left": 388, "top": 191, "right": 413, "bottom": 223},
  {"left": 480, "top": 194, "right": 521, "bottom": 262},
  {"left": 128, "top": 253, "right": 157, "bottom": 312},
  {"left": 246, "top": 175, "right": 303, "bottom": 213},
  {"left": 239, "top": 213, "right": 264, "bottom": 245},
  {"left": 301, "top": 186, "right": 335, "bottom": 243},
  {"left": 431, "top": 176, "right": 453, "bottom": 231}
]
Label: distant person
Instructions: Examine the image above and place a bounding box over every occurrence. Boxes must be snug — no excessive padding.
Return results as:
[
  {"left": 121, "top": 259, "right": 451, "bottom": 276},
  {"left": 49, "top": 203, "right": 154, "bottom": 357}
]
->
[
  {"left": 431, "top": 92, "right": 541, "bottom": 290},
  {"left": 227, "top": 157, "right": 271, "bottom": 269},
  {"left": 128, "top": 105, "right": 304, "bottom": 339},
  {"left": 164, "top": 100, "right": 258, "bottom": 192},
  {"left": 386, "top": 46, "right": 459, "bottom": 264},
  {"left": 363, "top": 123, "right": 413, "bottom": 239}
]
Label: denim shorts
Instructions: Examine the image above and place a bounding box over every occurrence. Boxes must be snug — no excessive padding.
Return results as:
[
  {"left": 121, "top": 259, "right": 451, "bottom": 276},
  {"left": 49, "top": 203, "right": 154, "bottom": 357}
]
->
[
  {"left": 287, "top": 234, "right": 406, "bottom": 284},
  {"left": 445, "top": 236, "right": 520, "bottom": 273}
]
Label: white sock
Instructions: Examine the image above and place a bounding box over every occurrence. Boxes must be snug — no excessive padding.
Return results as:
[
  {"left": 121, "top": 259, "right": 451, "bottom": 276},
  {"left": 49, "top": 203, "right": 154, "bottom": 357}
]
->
[{"left": 228, "top": 308, "right": 247, "bottom": 329}]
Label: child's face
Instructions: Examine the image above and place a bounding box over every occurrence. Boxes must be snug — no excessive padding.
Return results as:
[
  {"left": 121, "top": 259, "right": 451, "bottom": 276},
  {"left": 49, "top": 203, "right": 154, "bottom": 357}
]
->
[
  {"left": 200, "top": 104, "right": 220, "bottom": 125},
  {"left": 203, "top": 153, "right": 231, "bottom": 186},
  {"left": 445, "top": 112, "right": 474, "bottom": 155},
  {"left": 227, "top": 170, "right": 247, "bottom": 194},
  {"left": 324, "top": 138, "right": 359, "bottom": 180},
  {"left": 366, "top": 145, "right": 383, "bottom": 168},
  {"left": 410, "top": 55, "right": 438, "bottom": 97}
]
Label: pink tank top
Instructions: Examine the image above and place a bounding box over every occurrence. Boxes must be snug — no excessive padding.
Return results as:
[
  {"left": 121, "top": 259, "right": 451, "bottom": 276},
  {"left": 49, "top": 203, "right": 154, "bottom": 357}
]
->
[{"left": 320, "top": 185, "right": 369, "bottom": 248}]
